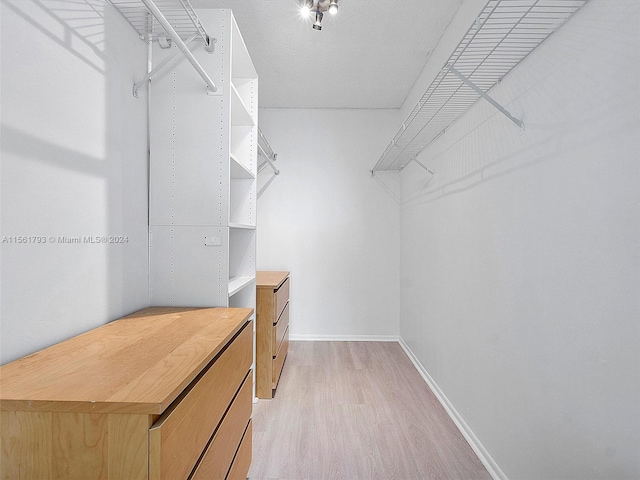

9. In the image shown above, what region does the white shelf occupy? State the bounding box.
[110,0,209,43]
[230,153,255,179]
[231,83,255,127]
[372,0,589,172]
[229,283,255,309]
[230,178,255,226]
[228,276,254,296]
[231,16,257,79]
[229,222,255,230]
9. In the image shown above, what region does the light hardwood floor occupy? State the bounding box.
[249,341,491,480]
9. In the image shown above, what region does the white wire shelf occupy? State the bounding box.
[109,0,210,44]
[111,0,218,96]
[372,0,589,173]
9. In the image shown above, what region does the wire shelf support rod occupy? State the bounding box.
[447,66,524,131]
[140,0,219,95]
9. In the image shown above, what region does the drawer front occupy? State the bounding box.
[272,301,290,355]
[149,322,252,480]
[272,326,289,390]
[226,420,252,480]
[0,411,150,480]
[274,277,289,321]
[190,373,252,480]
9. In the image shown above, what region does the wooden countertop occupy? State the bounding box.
[0,307,252,415]
[256,271,289,289]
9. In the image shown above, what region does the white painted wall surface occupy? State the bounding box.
[257,109,400,340]
[0,0,149,364]
[399,1,640,479]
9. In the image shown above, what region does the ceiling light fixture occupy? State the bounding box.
[299,0,339,30]
[312,9,323,30]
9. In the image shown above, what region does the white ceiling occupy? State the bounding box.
[189,0,463,109]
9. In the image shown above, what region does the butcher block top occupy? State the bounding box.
[256,271,289,289]
[0,307,253,415]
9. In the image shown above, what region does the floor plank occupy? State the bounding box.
[249,341,491,480]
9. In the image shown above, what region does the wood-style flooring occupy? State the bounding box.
[249,341,491,480]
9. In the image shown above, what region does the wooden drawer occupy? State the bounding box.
[272,326,289,390]
[149,323,252,480]
[0,410,150,480]
[272,301,290,355]
[0,308,253,480]
[190,373,252,480]
[227,420,252,480]
[275,277,289,320]
[256,271,290,399]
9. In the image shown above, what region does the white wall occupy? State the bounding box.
[399,1,640,479]
[257,108,400,340]
[0,0,149,364]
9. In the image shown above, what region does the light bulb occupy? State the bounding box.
[328,0,338,14]
[300,0,314,17]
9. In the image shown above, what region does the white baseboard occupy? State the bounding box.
[398,337,508,480]
[289,334,399,342]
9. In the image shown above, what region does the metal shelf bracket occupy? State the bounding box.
[141,0,218,95]
[133,34,197,98]
[446,66,524,132]
[257,128,280,199]
[111,0,219,97]
[258,146,279,175]
[258,128,280,175]
[408,157,435,176]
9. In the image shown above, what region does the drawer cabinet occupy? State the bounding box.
[0,307,253,480]
[256,271,290,398]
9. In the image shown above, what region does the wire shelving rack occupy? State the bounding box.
[372,0,589,173]
[109,0,209,44]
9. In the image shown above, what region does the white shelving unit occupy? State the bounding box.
[372,0,589,174]
[228,10,258,310]
[148,8,257,310]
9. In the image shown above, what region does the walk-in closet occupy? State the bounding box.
[1,0,638,479]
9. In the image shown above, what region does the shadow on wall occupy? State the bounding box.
[4,0,108,72]
[0,0,148,364]
[402,109,624,207]
[399,0,636,207]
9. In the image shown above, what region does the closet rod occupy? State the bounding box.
[141,0,218,94]
[133,34,197,98]
[258,144,279,175]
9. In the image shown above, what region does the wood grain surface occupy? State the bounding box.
[149,322,252,480]
[256,271,290,399]
[190,374,252,480]
[249,341,491,480]
[0,307,252,415]
[256,271,289,289]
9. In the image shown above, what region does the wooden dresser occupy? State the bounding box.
[256,271,290,398]
[0,307,253,480]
